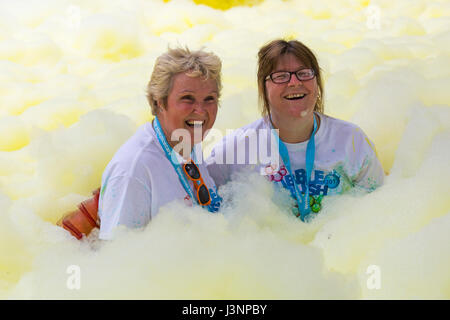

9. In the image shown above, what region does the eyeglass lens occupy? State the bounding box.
[184,163,200,179]
[271,69,314,83]
[198,185,210,204]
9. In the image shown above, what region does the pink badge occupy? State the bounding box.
[184,195,193,207]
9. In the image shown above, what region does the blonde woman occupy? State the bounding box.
[98,47,223,240]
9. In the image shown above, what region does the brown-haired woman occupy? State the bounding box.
[207,39,384,221]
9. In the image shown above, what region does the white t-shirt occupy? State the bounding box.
[206,112,384,211]
[98,121,222,240]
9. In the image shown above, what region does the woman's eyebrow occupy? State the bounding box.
[273,65,307,72]
[178,90,218,95]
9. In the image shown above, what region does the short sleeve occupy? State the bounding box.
[352,131,385,191]
[98,175,152,240]
[206,139,232,188]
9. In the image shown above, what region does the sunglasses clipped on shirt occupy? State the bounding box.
[265,68,315,84]
[182,161,211,206]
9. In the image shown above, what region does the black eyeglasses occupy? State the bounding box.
[183,161,211,206]
[265,68,315,84]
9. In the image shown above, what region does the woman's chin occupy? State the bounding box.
[286,108,313,120]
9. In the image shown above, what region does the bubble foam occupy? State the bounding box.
[0,0,449,299]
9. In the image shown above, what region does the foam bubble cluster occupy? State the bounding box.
[0,0,449,299]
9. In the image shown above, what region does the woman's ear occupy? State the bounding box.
[156,99,165,113]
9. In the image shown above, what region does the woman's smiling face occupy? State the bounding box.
[157,72,219,150]
[265,53,318,122]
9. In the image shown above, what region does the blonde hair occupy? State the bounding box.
[146,47,222,115]
[257,39,324,117]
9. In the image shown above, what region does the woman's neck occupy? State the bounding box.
[271,113,320,143]
[153,119,194,159]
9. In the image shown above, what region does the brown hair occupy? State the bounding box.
[146,46,222,115]
[257,39,324,117]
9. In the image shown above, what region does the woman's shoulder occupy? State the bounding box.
[225,117,269,140]
[320,113,378,160]
[103,122,162,177]
[240,117,269,130]
[320,113,361,132]
[319,113,370,141]
[210,117,269,154]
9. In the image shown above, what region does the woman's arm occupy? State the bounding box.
[205,138,233,188]
[352,130,385,192]
[98,175,152,240]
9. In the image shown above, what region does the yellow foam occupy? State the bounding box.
[186,0,264,11]
[0,0,449,299]
[0,117,30,151]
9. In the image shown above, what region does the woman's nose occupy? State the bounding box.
[193,102,207,113]
[287,73,303,86]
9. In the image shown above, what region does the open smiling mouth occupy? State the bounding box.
[185,120,205,128]
[284,93,306,100]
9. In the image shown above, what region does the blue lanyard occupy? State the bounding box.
[271,115,318,221]
[153,116,199,206]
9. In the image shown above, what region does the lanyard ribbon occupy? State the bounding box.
[153,116,200,206]
[271,115,318,221]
